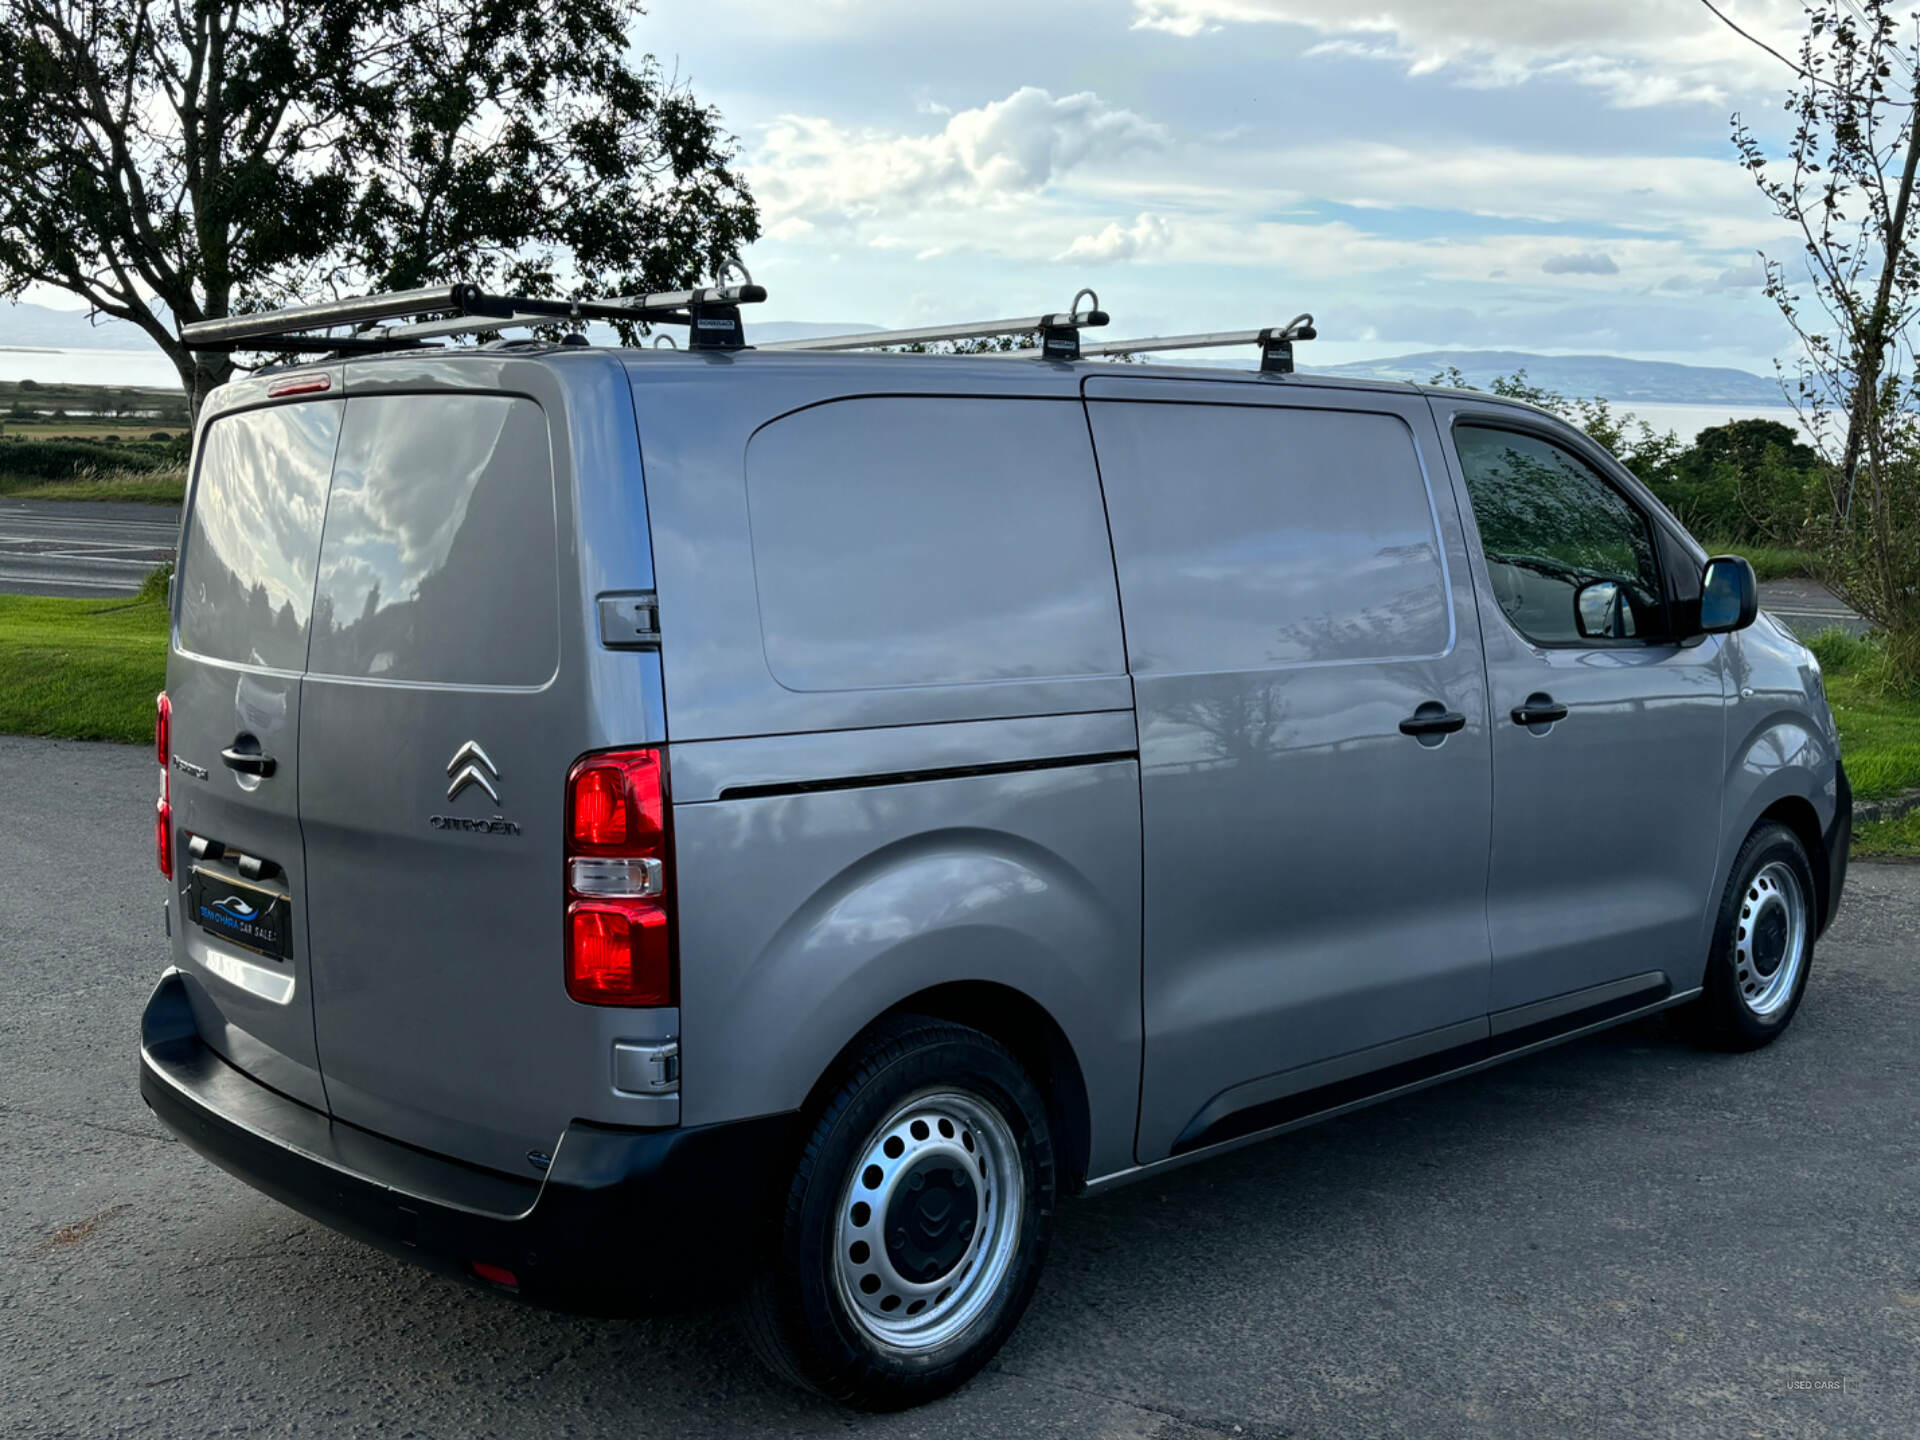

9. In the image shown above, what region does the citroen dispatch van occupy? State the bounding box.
[140,321,1850,1409]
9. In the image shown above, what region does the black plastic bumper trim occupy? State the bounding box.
[138,971,795,1314]
[1822,760,1852,935]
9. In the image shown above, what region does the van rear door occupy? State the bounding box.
[297,387,576,1177]
[164,386,340,1111]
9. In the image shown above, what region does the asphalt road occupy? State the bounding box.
[0,499,178,597]
[4,734,1918,1439]
[1758,578,1871,639]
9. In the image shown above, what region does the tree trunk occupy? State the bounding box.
[1839,94,1920,517]
[167,342,233,425]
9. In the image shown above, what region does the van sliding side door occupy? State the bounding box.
[1083,377,1496,1165]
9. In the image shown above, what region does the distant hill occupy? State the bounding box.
[1310,350,1788,406]
[1,301,153,350]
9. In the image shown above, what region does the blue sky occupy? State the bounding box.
[637,0,1811,371]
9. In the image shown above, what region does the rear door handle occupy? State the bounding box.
[1510,697,1569,727]
[220,746,277,777]
[1399,708,1468,737]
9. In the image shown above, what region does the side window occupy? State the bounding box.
[1087,401,1451,674]
[745,397,1125,691]
[177,400,340,671]
[308,394,559,686]
[1454,425,1666,645]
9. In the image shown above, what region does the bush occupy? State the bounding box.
[137,562,173,606]
[0,436,184,480]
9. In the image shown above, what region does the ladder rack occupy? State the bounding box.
[1077,315,1317,374]
[179,268,767,355]
[760,289,1109,361]
[177,271,1319,377]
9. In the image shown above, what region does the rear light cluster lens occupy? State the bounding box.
[154,692,172,879]
[565,749,673,1006]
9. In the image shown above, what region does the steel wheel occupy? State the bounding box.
[1732,859,1809,1018]
[831,1089,1024,1354]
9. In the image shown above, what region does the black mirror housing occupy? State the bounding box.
[1699,555,1758,635]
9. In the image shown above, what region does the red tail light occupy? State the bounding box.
[155,692,172,879]
[564,748,673,1005]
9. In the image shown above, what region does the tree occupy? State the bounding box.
[1709,0,1920,681]
[1428,365,1685,494]
[0,0,759,414]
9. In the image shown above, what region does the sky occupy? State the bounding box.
[631,0,1816,371]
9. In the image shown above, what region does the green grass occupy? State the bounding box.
[0,590,169,743]
[0,468,186,504]
[1805,627,1920,857]
[1853,810,1920,856]
[1698,540,1816,581]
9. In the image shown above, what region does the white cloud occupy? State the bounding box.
[753,86,1167,230]
[1128,0,1803,108]
[1058,213,1175,263]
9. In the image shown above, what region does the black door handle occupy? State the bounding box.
[1399,709,1468,737]
[220,746,277,777]
[1510,697,1569,727]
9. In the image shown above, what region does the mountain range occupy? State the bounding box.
[1309,349,1788,406]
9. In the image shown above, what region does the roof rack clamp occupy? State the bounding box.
[1259,314,1317,376]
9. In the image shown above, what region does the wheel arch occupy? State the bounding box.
[801,981,1096,1193]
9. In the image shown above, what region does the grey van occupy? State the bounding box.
[139,286,1849,1409]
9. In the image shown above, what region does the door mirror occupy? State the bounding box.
[1574,579,1629,639]
[1699,554,1758,634]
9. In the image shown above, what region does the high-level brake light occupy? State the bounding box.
[564,749,673,1006]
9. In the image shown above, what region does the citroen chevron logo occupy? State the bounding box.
[445,740,501,803]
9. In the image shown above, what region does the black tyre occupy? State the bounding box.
[1692,821,1818,1051]
[740,1015,1056,1409]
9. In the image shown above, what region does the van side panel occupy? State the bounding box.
[627,357,1131,742]
[636,360,1144,1176]
[671,746,1144,1179]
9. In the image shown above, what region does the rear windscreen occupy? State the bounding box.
[306,394,559,687]
[177,400,341,671]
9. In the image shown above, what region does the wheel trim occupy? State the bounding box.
[1732,860,1808,1018]
[832,1089,1024,1354]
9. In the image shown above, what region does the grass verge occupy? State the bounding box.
[1808,628,1920,857]
[0,468,186,504]
[0,589,168,744]
[1698,540,1816,581]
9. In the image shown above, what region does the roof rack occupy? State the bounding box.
[759,289,1109,361]
[179,265,768,356]
[1079,314,1316,374]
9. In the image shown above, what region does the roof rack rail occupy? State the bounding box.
[1080,314,1316,374]
[760,288,1109,361]
[180,264,767,356]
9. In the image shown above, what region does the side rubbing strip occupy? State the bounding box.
[717,750,1137,802]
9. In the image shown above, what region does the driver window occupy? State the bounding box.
[1454,425,1667,645]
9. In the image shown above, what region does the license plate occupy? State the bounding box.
[189,868,292,960]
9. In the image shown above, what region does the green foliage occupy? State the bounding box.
[1429,366,1825,553]
[0,435,186,480]
[136,563,174,606]
[0,593,169,743]
[0,468,187,503]
[0,0,758,406]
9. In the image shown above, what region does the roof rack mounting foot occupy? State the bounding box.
[1259,313,1317,375]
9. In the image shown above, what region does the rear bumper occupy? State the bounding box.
[139,970,795,1314]
[1823,760,1853,935]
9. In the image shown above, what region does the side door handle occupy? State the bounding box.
[220,744,277,778]
[1510,695,1569,727]
[1399,706,1468,737]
